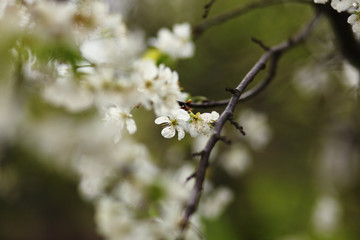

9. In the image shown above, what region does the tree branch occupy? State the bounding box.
[179,13,319,237]
[203,0,216,19]
[178,53,281,109]
[193,0,312,39]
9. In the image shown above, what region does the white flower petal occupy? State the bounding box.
[211,111,220,120]
[161,126,176,138]
[188,125,200,138]
[155,116,170,124]
[174,23,191,39]
[201,113,212,122]
[126,118,137,134]
[174,109,190,121]
[176,127,185,140]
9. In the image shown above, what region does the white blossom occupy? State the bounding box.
[314,0,360,12]
[149,23,195,59]
[348,13,360,33]
[330,0,355,12]
[0,1,234,240]
[155,109,190,140]
[103,105,137,143]
[188,111,219,137]
[133,59,182,116]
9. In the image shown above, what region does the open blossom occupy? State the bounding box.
[133,59,182,116]
[314,0,360,33]
[348,13,360,33]
[155,109,190,140]
[331,0,357,12]
[149,23,195,59]
[313,0,360,12]
[103,105,136,143]
[188,111,219,137]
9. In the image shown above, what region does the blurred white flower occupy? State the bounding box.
[342,61,359,88]
[200,187,233,219]
[149,23,195,59]
[80,30,144,68]
[0,1,234,240]
[221,145,252,177]
[43,75,93,112]
[103,105,136,143]
[155,109,190,140]
[293,63,331,96]
[32,0,77,35]
[238,109,272,150]
[95,197,136,239]
[77,155,114,199]
[312,196,341,235]
[133,59,182,116]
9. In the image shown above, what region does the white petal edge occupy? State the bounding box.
[126,118,137,134]
[177,127,185,140]
[155,116,170,124]
[161,126,176,138]
[174,109,190,121]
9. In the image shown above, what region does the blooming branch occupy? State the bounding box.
[179,13,320,236]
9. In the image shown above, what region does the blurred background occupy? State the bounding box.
[1,0,359,239]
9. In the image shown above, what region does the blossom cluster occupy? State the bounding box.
[155,109,220,140]
[314,0,360,32]
[0,0,230,240]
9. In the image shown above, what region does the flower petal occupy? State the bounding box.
[176,127,185,140]
[174,109,190,121]
[161,126,176,138]
[155,116,170,124]
[126,118,137,134]
[211,111,220,120]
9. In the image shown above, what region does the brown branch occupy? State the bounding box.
[177,52,282,109]
[251,37,270,51]
[179,13,319,237]
[203,0,216,19]
[193,0,312,39]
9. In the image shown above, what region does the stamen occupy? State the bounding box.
[160,122,171,128]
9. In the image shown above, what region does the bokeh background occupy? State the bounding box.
[1,0,359,240]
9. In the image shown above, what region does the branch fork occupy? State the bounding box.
[179,13,320,238]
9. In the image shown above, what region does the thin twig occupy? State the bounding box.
[179,13,320,237]
[251,37,270,51]
[177,53,282,109]
[193,0,312,39]
[203,0,216,19]
[228,113,246,135]
[185,172,197,182]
